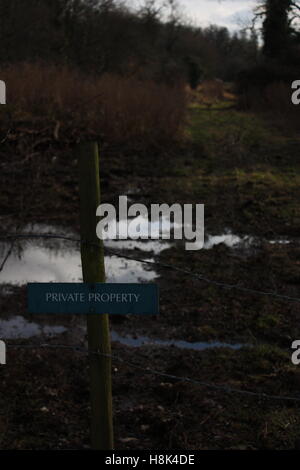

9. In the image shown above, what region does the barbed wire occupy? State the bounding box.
[0,238,15,273]
[1,232,300,404]
[0,232,300,304]
[6,342,300,403]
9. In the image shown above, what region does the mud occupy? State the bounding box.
[0,107,300,449]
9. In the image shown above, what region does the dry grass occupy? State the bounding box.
[186,80,237,109]
[0,62,186,148]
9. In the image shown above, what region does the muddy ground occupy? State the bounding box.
[0,105,300,449]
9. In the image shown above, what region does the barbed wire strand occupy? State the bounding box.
[1,232,300,404]
[0,238,15,273]
[0,232,300,303]
[6,342,300,403]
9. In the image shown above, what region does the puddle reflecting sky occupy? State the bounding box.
[0,314,248,350]
[0,315,67,339]
[203,233,253,250]
[0,222,170,285]
[0,243,157,285]
[0,222,294,286]
[111,330,247,351]
[0,222,293,343]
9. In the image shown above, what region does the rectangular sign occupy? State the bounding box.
[28,283,159,315]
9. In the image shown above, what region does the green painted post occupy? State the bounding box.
[77,141,114,450]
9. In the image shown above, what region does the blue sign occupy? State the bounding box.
[28,283,159,315]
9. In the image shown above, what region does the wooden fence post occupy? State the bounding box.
[77,141,114,450]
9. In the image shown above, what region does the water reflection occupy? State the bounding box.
[111,330,247,351]
[0,222,294,286]
[0,243,157,285]
[0,315,67,339]
[203,233,253,250]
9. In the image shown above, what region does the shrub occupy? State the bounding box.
[0,62,186,148]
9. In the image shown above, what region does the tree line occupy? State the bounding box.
[0,0,259,87]
[259,0,300,63]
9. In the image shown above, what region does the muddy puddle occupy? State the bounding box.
[0,223,161,285]
[0,221,295,343]
[0,244,157,285]
[0,221,295,286]
[0,313,248,351]
[110,330,247,351]
[0,315,67,339]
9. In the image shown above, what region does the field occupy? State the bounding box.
[0,82,300,449]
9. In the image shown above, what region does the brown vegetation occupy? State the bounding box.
[0,62,186,148]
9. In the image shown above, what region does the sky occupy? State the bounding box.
[129,0,257,32]
[179,0,257,30]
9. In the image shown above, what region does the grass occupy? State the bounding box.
[146,101,300,236]
[189,106,284,160]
